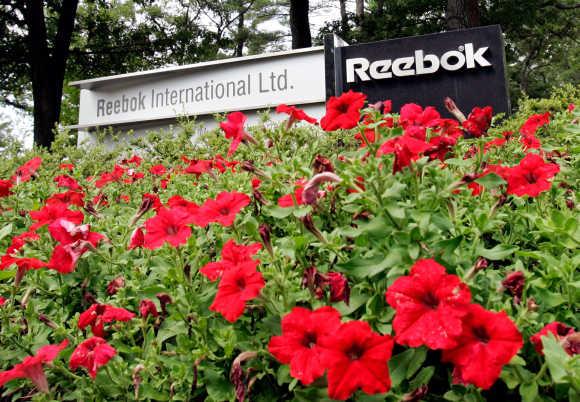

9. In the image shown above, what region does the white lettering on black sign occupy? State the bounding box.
[345,43,491,83]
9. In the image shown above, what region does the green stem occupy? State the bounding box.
[533,361,548,382]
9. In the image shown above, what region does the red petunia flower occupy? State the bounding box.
[484,131,513,152]
[320,90,366,131]
[0,255,47,272]
[200,239,261,281]
[46,190,85,207]
[520,133,541,151]
[220,112,256,157]
[385,259,471,350]
[128,226,145,250]
[149,164,167,175]
[426,135,457,162]
[278,181,306,208]
[69,337,116,379]
[47,241,90,274]
[462,106,493,137]
[504,153,559,197]
[399,103,441,140]
[276,104,317,128]
[143,207,193,249]
[53,174,82,191]
[442,304,523,390]
[520,112,550,136]
[5,231,40,256]
[48,219,104,247]
[95,165,126,188]
[377,135,431,173]
[530,322,575,355]
[0,296,5,306]
[122,155,143,167]
[184,159,213,176]
[209,261,265,322]
[268,306,341,385]
[12,156,42,184]
[320,320,394,400]
[139,299,159,318]
[78,303,135,337]
[29,202,84,231]
[198,191,250,227]
[166,195,204,225]
[0,179,13,197]
[0,339,68,392]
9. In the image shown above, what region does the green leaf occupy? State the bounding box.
[389,349,415,387]
[542,335,570,383]
[443,390,464,401]
[406,347,427,378]
[0,223,12,241]
[409,366,435,389]
[264,206,293,218]
[519,382,538,402]
[0,270,15,280]
[382,181,407,199]
[477,244,517,260]
[474,173,506,188]
[336,252,401,279]
[385,203,405,220]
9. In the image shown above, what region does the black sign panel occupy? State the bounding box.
[325,25,510,116]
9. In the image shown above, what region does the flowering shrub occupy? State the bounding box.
[0,85,578,401]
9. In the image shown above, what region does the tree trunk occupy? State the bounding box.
[376,0,385,16]
[24,0,79,149]
[235,7,245,57]
[289,0,311,49]
[446,0,480,30]
[355,0,364,21]
[339,0,348,28]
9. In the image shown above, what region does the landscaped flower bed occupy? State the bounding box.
[0,85,578,401]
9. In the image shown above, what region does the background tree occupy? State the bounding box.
[289,0,312,48]
[318,0,579,103]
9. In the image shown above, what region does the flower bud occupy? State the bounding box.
[302,172,341,205]
[444,97,466,122]
[258,224,273,256]
[133,364,145,400]
[128,227,145,250]
[300,214,326,243]
[39,314,58,330]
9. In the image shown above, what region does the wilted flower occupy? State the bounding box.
[501,271,525,304]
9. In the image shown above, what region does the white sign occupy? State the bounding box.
[71,47,326,129]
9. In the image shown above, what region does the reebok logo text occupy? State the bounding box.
[345,43,491,83]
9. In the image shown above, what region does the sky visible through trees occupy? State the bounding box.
[1,0,351,148]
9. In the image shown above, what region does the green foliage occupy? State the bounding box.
[0,87,578,400]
